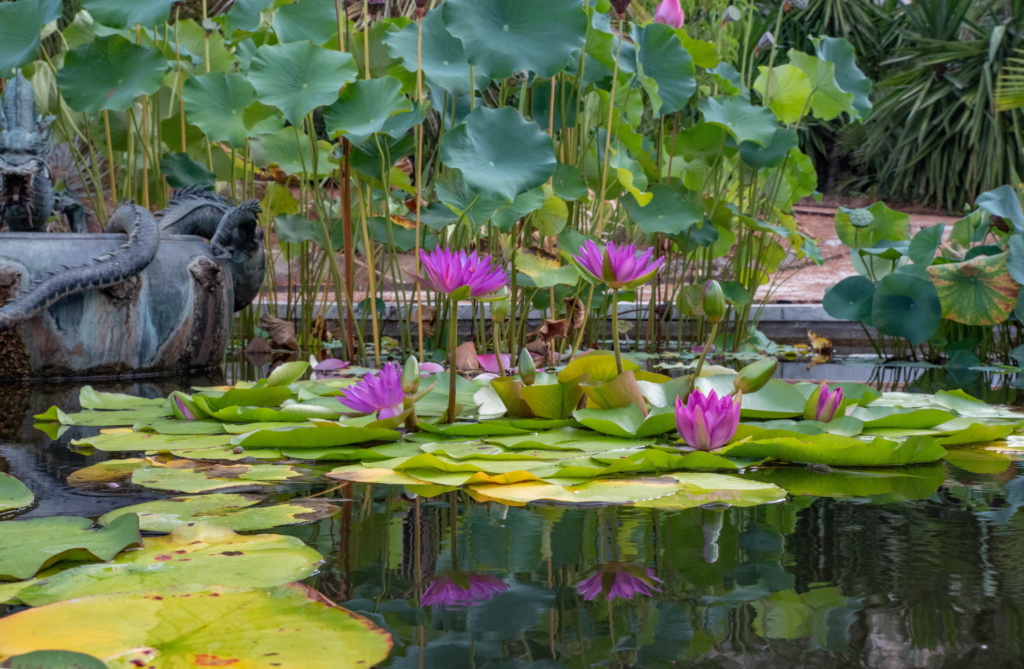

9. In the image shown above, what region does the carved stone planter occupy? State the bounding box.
[0,233,233,379]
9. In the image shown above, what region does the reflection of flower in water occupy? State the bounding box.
[420,572,508,609]
[576,562,662,601]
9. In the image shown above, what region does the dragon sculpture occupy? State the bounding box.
[0,71,267,377]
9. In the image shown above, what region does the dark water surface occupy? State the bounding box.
[4,375,1024,668]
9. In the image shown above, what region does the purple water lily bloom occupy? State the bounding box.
[812,383,844,422]
[573,240,665,290]
[420,573,508,609]
[654,0,684,27]
[675,388,741,451]
[477,354,513,375]
[415,247,508,298]
[337,362,404,419]
[576,562,662,602]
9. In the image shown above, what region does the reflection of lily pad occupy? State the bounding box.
[0,515,141,581]
[0,474,32,514]
[98,494,338,533]
[743,465,945,499]
[0,584,392,667]
[15,523,323,607]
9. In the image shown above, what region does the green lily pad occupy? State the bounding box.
[0,475,32,515]
[0,584,392,667]
[743,465,945,500]
[485,427,653,452]
[519,375,587,420]
[440,106,556,202]
[417,422,534,438]
[130,463,306,494]
[441,0,586,79]
[209,403,344,423]
[697,376,805,419]
[98,494,338,533]
[57,35,169,112]
[573,405,676,438]
[15,523,322,607]
[71,432,233,452]
[68,459,145,487]
[849,406,955,429]
[558,352,639,384]
[725,433,947,467]
[0,515,141,581]
[230,425,400,449]
[248,41,357,125]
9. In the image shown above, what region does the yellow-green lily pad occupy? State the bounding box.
[0,515,141,581]
[0,474,33,514]
[98,494,338,533]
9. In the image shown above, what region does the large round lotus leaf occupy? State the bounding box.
[440,106,556,202]
[813,36,872,119]
[0,474,32,515]
[248,42,357,125]
[926,252,1020,326]
[16,523,322,607]
[160,152,215,188]
[1,650,106,669]
[250,127,335,177]
[753,64,812,124]
[98,494,338,533]
[623,183,701,235]
[871,272,941,345]
[441,0,586,79]
[0,584,392,667]
[633,23,696,116]
[383,10,490,96]
[182,72,258,148]
[834,202,909,249]
[0,515,140,581]
[0,0,59,71]
[56,35,169,112]
[80,0,175,27]
[725,434,946,467]
[699,96,778,147]
[271,0,339,45]
[823,275,875,322]
[323,76,413,146]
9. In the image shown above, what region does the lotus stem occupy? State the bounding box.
[685,321,718,402]
[612,288,623,375]
[447,296,458,423]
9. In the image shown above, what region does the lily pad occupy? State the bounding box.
[573,405,676,438]
[0,651,106,669]
[230,424,400,449]
[98,494,338,533]
[130,463,306,494]
[15,523,323,607]
[0,515,141,581]
[725,433,947,467]
[0,584,392,667]
[0,475,32,515]
[72,432,233,452]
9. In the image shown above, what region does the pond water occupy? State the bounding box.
[3,375,1024,668]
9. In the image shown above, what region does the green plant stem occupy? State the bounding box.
[684,321,719,402]
[611,288,623,375]
[446,296,459,423]
[493,321,506,375]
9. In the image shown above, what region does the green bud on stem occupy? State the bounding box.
[703,280,726,325]
[733,357,778,395]
[402,356,420,394]
[518,348,536,386]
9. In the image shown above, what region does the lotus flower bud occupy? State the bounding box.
[518,348,536,386]
[703,280,726,325]
[610,0,631,17]
[804,383,844,422]
[402,356,420,394]
[491,288,510,323]
[733,358,778,395]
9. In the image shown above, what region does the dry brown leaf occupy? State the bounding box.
[456,341,480,372]
[414,305,436,337]
[564,297,585,335]
[536,319,568,342]
[243,336,272,355]
[259,314,298,351]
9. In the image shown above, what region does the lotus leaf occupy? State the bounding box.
[80,0,174,28]
[323,76,414,146]
[927,253,1020,326]
[57,36,169,112]
[182,72,258,148]
[15,523,322,607]
[699,96,779,146]
[0,475,32,515]
[98,494,338,533]
[0,584,392,667]
[0,0,59,71]
[248,42,357,125]
[384,10,490,97]
[0,515,141,581]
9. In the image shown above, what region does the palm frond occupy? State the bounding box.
[996,52,1024,111]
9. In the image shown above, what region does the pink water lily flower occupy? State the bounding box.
[336,362,404,419]
[573,240,665,290]
[654,0,684,28]
[420,573,508,609]
[809,383,844,422]
[413,247,508,298]
[477,353,513,375]
[675,388,741,451]
[576,562,662,602]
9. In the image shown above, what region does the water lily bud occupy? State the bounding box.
[402,355,421,394]
[518,348,536,386]
[703,280,726,325]
[491,288,510,323]
[804,383,844,422]
[733,358,778,395]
